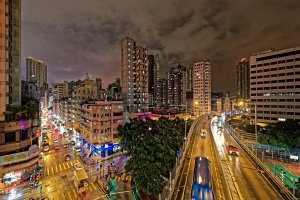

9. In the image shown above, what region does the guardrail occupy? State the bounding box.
[223,119,297,200]
[161,116,203,200]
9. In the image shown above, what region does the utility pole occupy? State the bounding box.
[254,104,258,156]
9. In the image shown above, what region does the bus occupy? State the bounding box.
[191,157,214,200]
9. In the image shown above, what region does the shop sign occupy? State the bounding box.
[0,152,29,166]
[28,144,39,159]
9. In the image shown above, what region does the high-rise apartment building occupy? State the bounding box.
[167,65,187,111]
[121,37,149,112]
[148,54,159,107]
[193,61,211,116]
[0,1,40,188]
[158,78,168,108]
[187,67,193,92]
[250,47,300,123]
[237,58,250,99]
[52,81,69,102]
[26,57,47,91]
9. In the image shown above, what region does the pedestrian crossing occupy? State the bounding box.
[44,159,80,176]
[57,182,99,200]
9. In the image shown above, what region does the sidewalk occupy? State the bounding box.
[1,180,30,194]
[265,158,300,176]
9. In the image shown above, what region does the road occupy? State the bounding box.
[2,113,134,200]
[211,117,284,200]
[172,117,226,200]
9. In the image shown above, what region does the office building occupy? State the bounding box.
[167,64,187,111]
[250,46,300,123]
[121,37,149,112]
[237,58,250,99]
[193,61,211,116]
[26,57,47,91]
[0,1,40,188]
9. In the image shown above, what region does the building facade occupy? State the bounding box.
[167,64,187,111]
[187,67,193,92]
[157,78,168,108]
[21,80,39,101]
[121,37,149,112]
[148,54,159,107]
[52,81,69,102]
[77,101,124,147]
[0,1,40,189]
[237,58,250,99]
[250,47,300,123]
[26,57,47,91]
[193,61,211,116]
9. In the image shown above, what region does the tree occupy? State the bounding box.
[118,117,193,197]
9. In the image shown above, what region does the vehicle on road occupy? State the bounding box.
[63,143,68,148]
[74,162,83,170]
[75,147,81,152]
[71,140,75,145]
[200,129,207,138]
[54,138,58,143]
[65,154,71,161]
[227,144,239,156]
[191,157,214,200]
[43,145,49,152]
[54,144,60,150]
[74,168,89,194]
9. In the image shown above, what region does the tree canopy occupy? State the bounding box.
[118,117,193,196]
[259,120,300,148]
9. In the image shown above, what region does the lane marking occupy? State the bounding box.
[91,182,97,190]
[59,164,62,171]
[67,191,72,200]
[55,165,58,173]
[62,192,66,200]
[66,162,70,168]
[72,188,77,198]
[51,166,54,174]
[63,163,66,170]
[47,168,49,175]
[70,161,73,166]
[89,186,92,192]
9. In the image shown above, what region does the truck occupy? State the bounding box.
[200,129,207,137]
[73,168,89,194]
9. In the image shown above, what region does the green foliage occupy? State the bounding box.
[4,99,38,121]
[258,119,300,148]
[118,117,193,196]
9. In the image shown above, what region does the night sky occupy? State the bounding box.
[22,0,300,94]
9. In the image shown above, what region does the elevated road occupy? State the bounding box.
[171,118,228,200]
[211,118,284,200]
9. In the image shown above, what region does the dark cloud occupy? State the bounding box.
[22,0,300,93]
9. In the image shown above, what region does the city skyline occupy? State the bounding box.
[22,0,300,94]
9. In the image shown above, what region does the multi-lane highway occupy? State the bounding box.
[172,117,227,200]
[211,117,284,200]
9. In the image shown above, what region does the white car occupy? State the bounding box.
[43,146,49,152]
[74,162,83,170]
[54,139,58,143]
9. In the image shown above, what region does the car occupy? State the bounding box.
[0,188,4,195]
[65,154,71,161]
[75,147,81,152]
[227,144,239,156]
[54,139,58,143]
[43,145,49,152]
[63,144,68,148]
[54,145,60,150]
[71,141,75,145]
[73,162,83,170]
[200,129,207,137]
